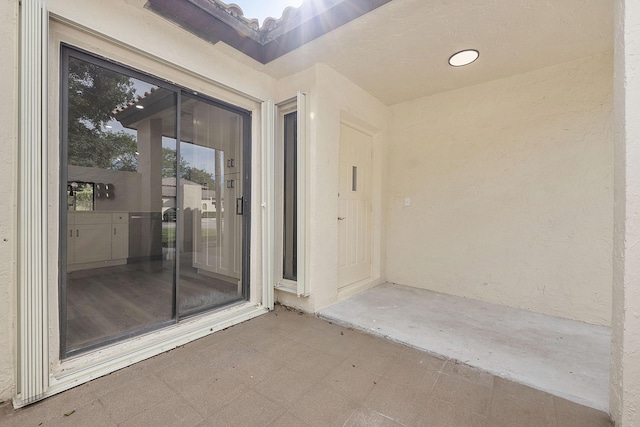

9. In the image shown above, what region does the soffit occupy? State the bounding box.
[149,0,612,105]
[146,0,391,64]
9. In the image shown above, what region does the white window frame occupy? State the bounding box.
[266,93,310,299]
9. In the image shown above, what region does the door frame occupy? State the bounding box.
[15,12,269,409]
[337,120,374,289]
[58,45,253,358]
[336,112,384,301]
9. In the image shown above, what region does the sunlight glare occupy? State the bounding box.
[236,0,306,25]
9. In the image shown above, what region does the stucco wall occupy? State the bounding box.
[46,0,275,101]
[386,54,613,326]
[611,0,640,423]
[0,0,17,403]
[7,0,277,403]
[276,64,390,312]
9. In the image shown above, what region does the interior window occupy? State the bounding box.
[67,182,94,211]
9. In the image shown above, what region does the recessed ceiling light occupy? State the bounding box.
[449,49,479,67]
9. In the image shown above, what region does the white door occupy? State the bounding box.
[338,123,373,288]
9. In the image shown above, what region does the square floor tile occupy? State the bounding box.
[98,374,176,423]
[288,383,359,427]
[119,396,204,427]
[322,360,380,402]
[363,377,426,426]
[253,367,318,407]
[206,389,285,427]
[431,372,493,417]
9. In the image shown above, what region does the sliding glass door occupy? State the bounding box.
[60,47,250,357]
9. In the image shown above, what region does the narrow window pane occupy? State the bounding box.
[283,112,297,281]
[352,166,358,191]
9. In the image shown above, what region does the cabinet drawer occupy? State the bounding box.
[74,212,112,225]
[112,212,128,224]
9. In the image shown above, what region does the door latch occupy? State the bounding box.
[236,197,244,215]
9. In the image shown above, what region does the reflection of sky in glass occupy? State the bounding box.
[132,78,156,98]
[180,142,220,179]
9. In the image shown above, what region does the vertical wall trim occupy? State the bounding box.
[261,100,275,309]
[16,0,49,406]
[296,92,310,297]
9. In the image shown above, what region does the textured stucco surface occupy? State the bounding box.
[0,0,17,403]
[386,54,614,326]
[47,0,276,103]
[611,0,640,424]
[276,64,390,313]
[221,0,613,106]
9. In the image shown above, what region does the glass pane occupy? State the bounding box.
[178,95,244,315]
[283,111,297,281]
[63,55,177,354]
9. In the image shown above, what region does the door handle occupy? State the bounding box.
[236,197,244,215]
[338,217,345,221]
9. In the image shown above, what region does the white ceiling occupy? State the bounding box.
[216,0,613,105]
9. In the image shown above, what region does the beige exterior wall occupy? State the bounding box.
[46,0,275,101]
[3,0,279,404]
[386,54,614,326]
[44,0,278,367]
[276,64,390,312]
[3,0,630,413]
[0,0,18,403]
[611,0,640,424]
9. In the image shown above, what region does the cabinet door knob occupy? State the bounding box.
[338,217,346,221]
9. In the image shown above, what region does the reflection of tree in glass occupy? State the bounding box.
[162,147,216,189]
[68,58,138,171]
[74,183,94,211]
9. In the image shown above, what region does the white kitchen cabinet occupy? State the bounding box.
[74,223,112,264]
[67,213,75,264]
[67,211,129,270]
[111,213,129,260]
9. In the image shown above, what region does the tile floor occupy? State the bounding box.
[0,305,612,426]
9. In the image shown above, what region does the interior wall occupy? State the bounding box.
[0,0,17,403]
[386,53,613,326]
[276,64,390,312]
[68,166,143,212]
